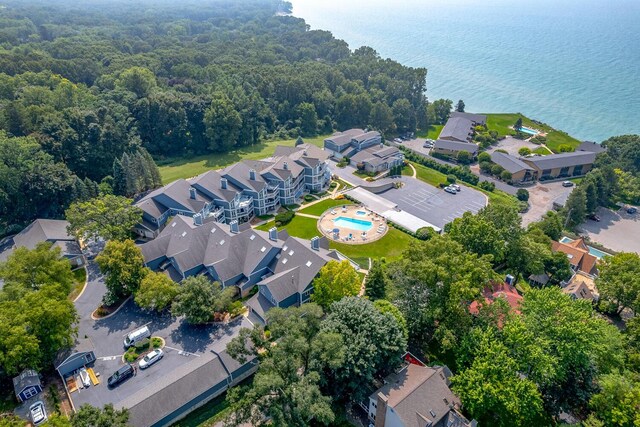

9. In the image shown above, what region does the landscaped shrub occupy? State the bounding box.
[478,181,495,192]
[491,164,505,176]
[531,135,547,144]
[479,161,493,173]
[275,210,295,227]
[456,151,471,165]
[124,350,138,363]
[518,201,529,213]
[500,170,513,182]
[329,182,338,189]
[446,175,457,184]
[227,301,245,318]
[416,227,437,240]
[151,337,163,348]
[558,144,573,152]
[478,152,491,163]
[518,147,532,156]
[516,189,530,201]
[304,194,314,202]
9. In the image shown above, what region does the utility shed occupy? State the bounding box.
[55,339,96,378]
[13,369,42,402]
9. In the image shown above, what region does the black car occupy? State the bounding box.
[108,364,134,388]
[587,214,601,222]
[628,207,637,214]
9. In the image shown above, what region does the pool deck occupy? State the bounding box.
[317,205,388,245]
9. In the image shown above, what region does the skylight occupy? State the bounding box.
[260,246,266,252]
[171,222,176,227]
[282,258,288,264]
[219,239,225,245]
[283,245,288,251]
[181,231,187,237]
[288,250,294,256]
[306,261,312,267]
[250,234,256,240]
[210,227,217,233]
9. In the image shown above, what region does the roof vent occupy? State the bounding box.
[283,162,289,170]
[269,227,278,241]
[311,236,320,251]
[249,169,256,180]
[221,178,228,190]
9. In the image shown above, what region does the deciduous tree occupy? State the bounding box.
[66,194,142,241]
[134,270,179,312]
[364,259,389,300]
[95,240,146,305]
[311,260,360,309]
[71,404,130,427]
[596,252,640,315]
[171,276,234,324]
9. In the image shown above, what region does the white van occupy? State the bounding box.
[124,326,151,348]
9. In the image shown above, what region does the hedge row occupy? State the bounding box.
[400,148,480,185]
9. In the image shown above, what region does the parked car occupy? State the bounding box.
[124,326,151,348]
[444,186,457,194]
[450,184,461,192]
[139,349,164,369]
[30,401,47,426]
[423,143,433,149]
[627,206,637,214]
[587,214,601,222]
[108,364,134,388]
[562,181,574,187]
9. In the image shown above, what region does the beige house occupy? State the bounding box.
[521,151,596,180]
[490,152,536,183]
[432,139,478,159]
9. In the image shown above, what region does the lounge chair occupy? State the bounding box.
[331,210,337,215]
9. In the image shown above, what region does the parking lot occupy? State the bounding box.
[68,264,251,411]
[579,207,640,254]
[380,177,487,229]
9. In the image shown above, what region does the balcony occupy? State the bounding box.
[238,196,253,209]
[267,183,280,193]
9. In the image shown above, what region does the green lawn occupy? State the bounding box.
[68,267,87,301]
[298,199,354,217]
[256,215,416,265]
[158,134,329,184]
[416,124,443,140]
[410,162,448,187]
[532,146,552,155]
[485,113,581,153]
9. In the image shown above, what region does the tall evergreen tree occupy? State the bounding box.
[120,152,139,196]
[112,158,126,196]
[84,177,99,198]
[72,176,89,202]
[134,150,153,191]
[456,99,465,112]
[140,148,163,188]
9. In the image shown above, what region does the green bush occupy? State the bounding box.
[398,147,479,185]
[227,301,245,317]
[416,227,437,240]
[124,348,139,362]
[491,164,505,176]
[518,147,532,156]
[500,170,512,182]
[516,189,530,201]
[329,182,338,189]
[479,181,495,192]
[304,194,314,202]
[478,152,491,163]
[151,337,163,348]
[518,201,529,213]
[275,210,295,227]
[446,174,457,184]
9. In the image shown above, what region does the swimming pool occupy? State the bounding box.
[356,210,368,216]
[559,237,610,259]
[520,126,539,135]
[333,216,373,231]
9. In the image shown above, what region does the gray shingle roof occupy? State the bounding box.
[522,151,596,170]
[13,369,40,394]
[190,170,240,202]
[434,139,479,154]
[577,141,607,154]
[439,117,474,142]
[222,162,267,192]
[491,152,534,174]
[13,219,75,250]
[450,111,487,125]
[371,364,463,427]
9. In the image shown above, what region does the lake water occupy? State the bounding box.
[291,0,640,142]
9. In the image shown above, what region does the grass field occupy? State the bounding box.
[533,146,553,155]
[297,199,355,217]
[68,267,87,301]
[157,134,329,184]
[410,162,448,187]
[255,215,416,265]
[417,124,443,140]
[485,113,581,153]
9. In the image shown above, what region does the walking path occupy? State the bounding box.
[296,212,321,219]
[408,163,417,178]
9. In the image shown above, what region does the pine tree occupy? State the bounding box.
[84,177,100,198]
[456,99,465,112]
[134,150,153,191]
[121,152,139,196]
[72,176,89,202]
[112,158,126,196]
[365,260,390,300]
[295,136,304,146]
[140,148,163,188]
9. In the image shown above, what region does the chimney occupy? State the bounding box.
[283,162,288,170]
[229,220,239,234]
[303,150,308,156]
[189,187,197,200]
[269,227,278,241]
[193,213,203,226]
[249,169,256,180]
[221,178,228,190]
[310,236,320,251]
[374,393,388,427]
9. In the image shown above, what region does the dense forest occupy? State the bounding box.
[0,0,429,234]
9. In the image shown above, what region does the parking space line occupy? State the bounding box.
[163,345,201,357]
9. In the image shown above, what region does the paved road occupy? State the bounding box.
[579,207,640,254]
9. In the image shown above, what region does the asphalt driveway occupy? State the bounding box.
[579,207,640,254]
[69,261,251,410]
[379,177,487,229]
